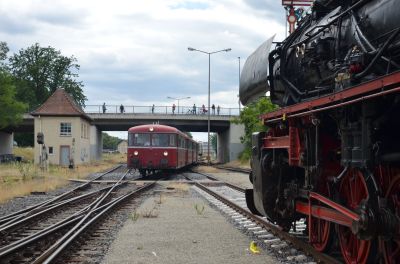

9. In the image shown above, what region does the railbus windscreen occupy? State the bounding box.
[128,133,151,146]
[152,134,176,147]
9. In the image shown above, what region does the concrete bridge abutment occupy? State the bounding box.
[90,125,102,161]
[217,123,245,163]
[0,132,13,156]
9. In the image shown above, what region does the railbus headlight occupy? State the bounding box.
[163,151,168,156]
[134,151,139,156]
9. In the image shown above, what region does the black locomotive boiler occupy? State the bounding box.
[240,0,400,263]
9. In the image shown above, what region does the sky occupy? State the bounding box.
[0,0,286,141]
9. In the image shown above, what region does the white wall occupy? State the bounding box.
[34,116,91,165]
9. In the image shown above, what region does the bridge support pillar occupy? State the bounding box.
[0,132,13,155]
[90,125,102,161]
[217,123,244,163]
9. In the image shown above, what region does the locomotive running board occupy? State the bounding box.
[261,71,400,123]
[296,192,361,236]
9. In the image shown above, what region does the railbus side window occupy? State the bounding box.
[179,136,184,148]
[169,134,176,147]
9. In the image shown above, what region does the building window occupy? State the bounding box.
[60,122,72,136]
[81,123,89,139]
[49,146,54,155]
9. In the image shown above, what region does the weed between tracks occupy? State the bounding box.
[131,205,159,221]
[194,203,205,215]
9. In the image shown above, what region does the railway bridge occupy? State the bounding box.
[0,90,244,164]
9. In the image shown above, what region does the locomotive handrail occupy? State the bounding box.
[289,0,368,48]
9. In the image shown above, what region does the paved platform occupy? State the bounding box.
[102,184,277,264]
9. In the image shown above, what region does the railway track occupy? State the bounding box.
[184,171,341,264]
[212,165,251,174]
[0,166,156,264]
[0,165,125,227]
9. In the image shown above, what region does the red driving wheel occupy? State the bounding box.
[382,176,400,264]
[338,169,372,264]
[310,181,332,252]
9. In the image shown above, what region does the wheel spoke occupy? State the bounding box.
[338,168,372,264]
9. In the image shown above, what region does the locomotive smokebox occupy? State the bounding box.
[239,35,275,106]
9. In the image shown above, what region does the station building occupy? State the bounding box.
[117,140,128,154]
[31,88,101,166]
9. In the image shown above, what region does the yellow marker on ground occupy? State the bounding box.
[249,241,260,254]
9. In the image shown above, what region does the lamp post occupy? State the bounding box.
[238,56,241,112]
[167,96,191,114]
[188,47,231,164]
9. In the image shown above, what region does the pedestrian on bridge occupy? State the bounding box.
[201,104,207,115]
[217,105,220,115]
[212,104,215,115]
[102,102,107,113]
[152,104,155,114]
[172,103,176,114]
[120,104,125,113]
[192,104,196,115]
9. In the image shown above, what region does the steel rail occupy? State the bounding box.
[36,181,155,264]
[33,169,131,264]
[190,170,245,193]
[213,165,251,174]
[0,184,119,234]
[0,164,123,226]
[192,180,340,264]
[0,182,155,259]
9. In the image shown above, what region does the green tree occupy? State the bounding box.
[102,133,122,150]
[232,97,278,161]
[0,41,9,62]
[8,43,86,109]
[0,69,27,129]
[184,132,193,138]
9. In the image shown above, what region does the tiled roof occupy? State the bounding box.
[31,88,91,121]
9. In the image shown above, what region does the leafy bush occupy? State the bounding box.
[232,97,278,162]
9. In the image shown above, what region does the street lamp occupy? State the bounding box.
[167,96,191,114]
[238,56,241,112]
[188,46,231,164]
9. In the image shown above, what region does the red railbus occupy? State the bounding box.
[127,124,199,175]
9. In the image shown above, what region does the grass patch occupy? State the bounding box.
[194,203,205,215]
[130,211,140,222]
[141,205,159,218]
[13,147,34,161]
[102,153,126,164]
[0,152,126,204]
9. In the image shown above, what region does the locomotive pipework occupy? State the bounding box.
[265,0,400,107]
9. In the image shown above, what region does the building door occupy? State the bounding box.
[60,146,70,166]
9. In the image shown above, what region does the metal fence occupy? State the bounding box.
[84,105,240,116]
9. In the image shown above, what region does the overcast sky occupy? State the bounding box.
[0,0,286,140]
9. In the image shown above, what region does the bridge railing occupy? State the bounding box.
[84,105,240,116]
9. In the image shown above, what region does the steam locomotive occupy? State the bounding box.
[240,0,400,263]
